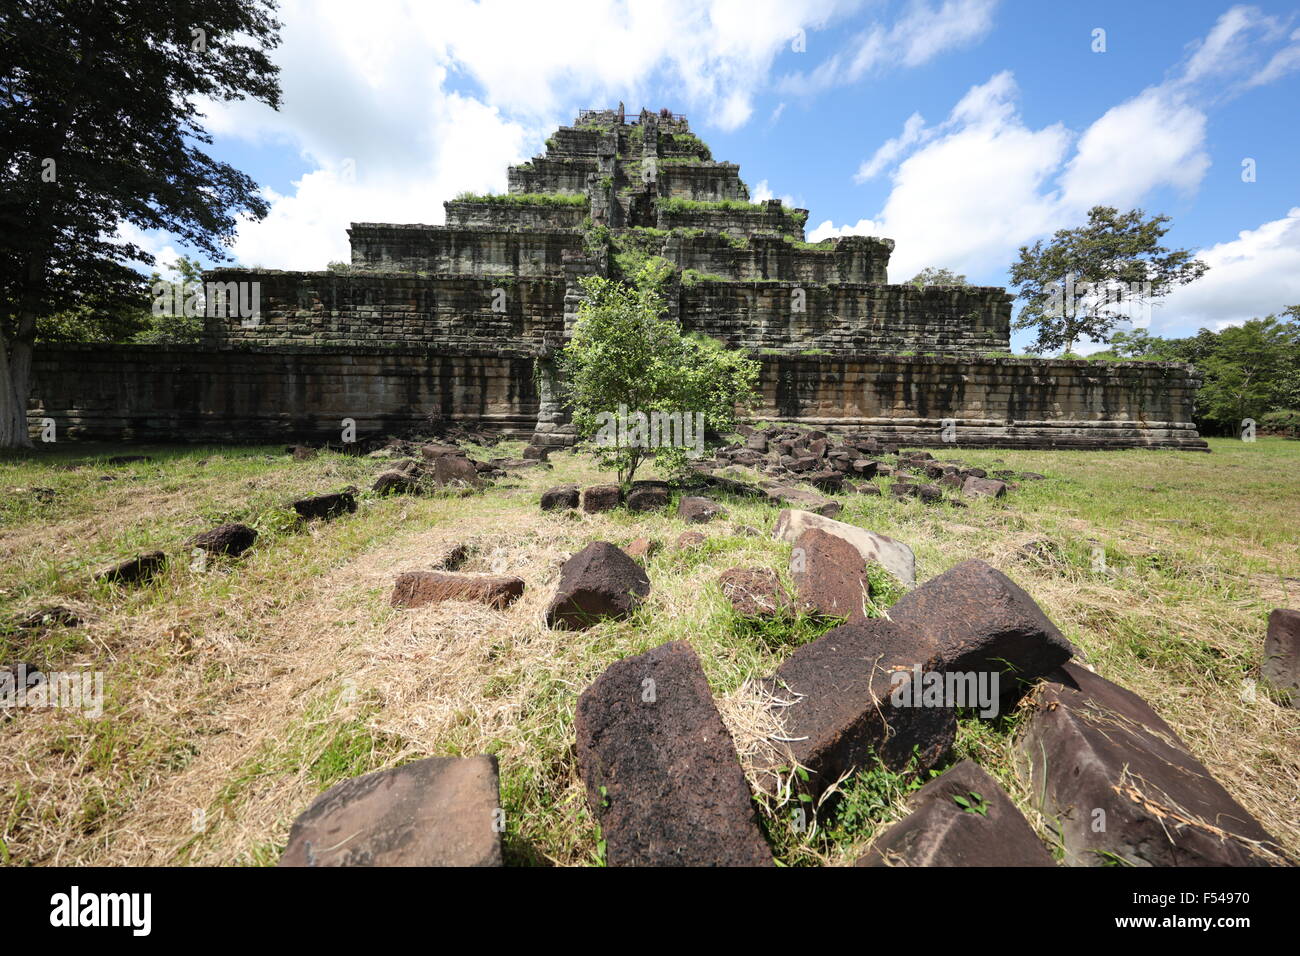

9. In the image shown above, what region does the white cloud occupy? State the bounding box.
[821,7,1300,285]
[778,0,997,94]
[1154,208,1300,333]
[812,72,1071,278]
[751,179,797,207]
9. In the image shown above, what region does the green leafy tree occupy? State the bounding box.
[560,261,759,485]
[1196,315,1299,432]
[1010,206,1208,355]
[907,267,968,287]
[0,0,282,447]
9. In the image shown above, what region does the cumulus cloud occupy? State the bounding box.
[778,0,998,94]
[1154,208,1300,333]
[818,6,1300,317]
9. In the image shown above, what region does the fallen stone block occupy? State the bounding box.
[963,476,1007,498]
[545,541,650,629]
[755,618,955,797]
[540,484,579,511]
[675,531,707,549]
[372,470,423,495]
[14,605,82,630]
[188,522,258,558]
[288,444,318,461]
[625,485,669,513]
[581,484,622,514]
[293,490,357,521]
[773,508,915,587]
[718,567,791,618]
[765,486,841,518]
[575,641,772,866]
[1263,608,1299,708]
[858,760,1054,867]
[888,559,1074,696]
[1018,663,1287,867]
[430,454,482,488]
[391,571,525,610]
[624,537,660,563]
[95,551,166,586]
[791,528,871,623]
[279,755,503,866]
[678,496,725,523]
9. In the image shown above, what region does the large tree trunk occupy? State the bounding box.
[0,325,36,450]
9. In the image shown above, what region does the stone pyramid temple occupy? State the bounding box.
[32,107,1206,450]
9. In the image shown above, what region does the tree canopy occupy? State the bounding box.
[0,0,282,446]
[1010,206,1208,355]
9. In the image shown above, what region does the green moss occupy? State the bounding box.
[453,191,586,207]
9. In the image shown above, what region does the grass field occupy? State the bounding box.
[1,436,1297,866]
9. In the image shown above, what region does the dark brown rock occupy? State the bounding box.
[581,484,622,513]
[852,459,879,478]
[678,496,725,523]
[1263,608,1299,708]
[575,641,773,866]
[624,537,660,563]
[718,567,790,618]
[391,571,525,610]
[625,485,669,513]
[755,618,955,798]
[889,559,1074,696]
[791,528,871,623]
[540,484,579,511]
[430,454,482,488]
[279,755,503,866]
[963,476,1007,498]
[372,470,422,495]
[1018,663,1288,866]
[95,551,166,586]
[288,444,318,461]
[522,444,550,461]
[858,760,1055,867]
[545,541,650,629]
[293,490,357,521]
[188,522,258,558]
[675,531,707,549]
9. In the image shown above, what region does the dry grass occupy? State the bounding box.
[1,436,1297,866]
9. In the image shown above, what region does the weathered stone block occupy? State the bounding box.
[575,641,772,866]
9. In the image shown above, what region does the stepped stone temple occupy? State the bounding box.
[31,106,1207,450]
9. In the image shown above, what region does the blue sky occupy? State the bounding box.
[135,0,1300,352]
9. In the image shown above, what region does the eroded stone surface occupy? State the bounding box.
[390,571,525,610]
[858,760,1055,867]
[773,508,915,587]
[1263,608,1299,708]
[188,522,258,557]
[279,755,503,867]
[1018,663,1287,867]
[575,640,772,866]
[545,541,650,629]
[293,490,357,521]
[791,528,871,622]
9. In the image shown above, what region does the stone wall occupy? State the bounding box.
[656,163,747,202]
[29,345,541,442]
[28,346,1205,451]
[657,199,808,238]
[207,269,565,354]
[442,200,587,231]
[682,282,1012,355]
[508,158,595,195]
[348,224,583,276]
[661,234,892,284]
[757,353,1207,450]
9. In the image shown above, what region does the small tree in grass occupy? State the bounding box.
[559,261,759,486]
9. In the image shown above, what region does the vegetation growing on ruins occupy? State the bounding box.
[453,191,587,207]
[558,262,759,485]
